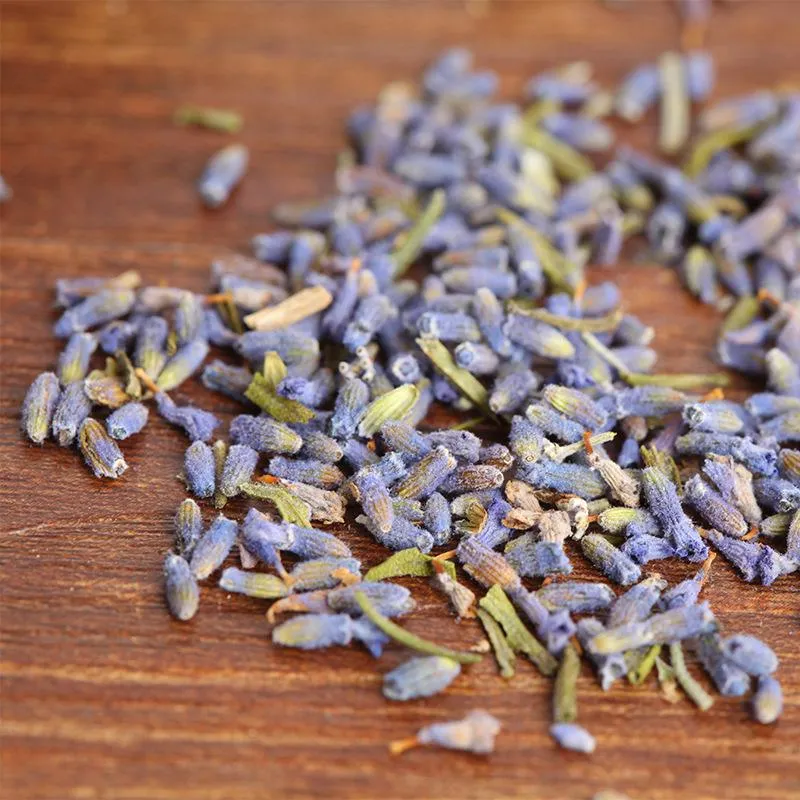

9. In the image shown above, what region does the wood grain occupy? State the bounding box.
[1,2,799,799]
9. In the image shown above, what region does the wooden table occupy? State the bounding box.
[1,2,798,798]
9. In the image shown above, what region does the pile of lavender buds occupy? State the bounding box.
[20,42,799,756]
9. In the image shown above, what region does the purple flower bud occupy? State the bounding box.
[183,440,215,498]
[695,633,751,697]
[642,467,709,562]
[78,418,127,479]
[550,722,596,754]
[189,514,238,580]
[752,675,783,724]
[51,381,92,446]
[383,656,461,701]
[21,371,61,445]
[53,289,136,338]
[106,402,149,440]
[164,553,199,621]
[155,391,219,442]
[57,332,97,385]
[198,143,248,208]
[581,533,641,585]
[684,474,749,538]
[156,339,210,392]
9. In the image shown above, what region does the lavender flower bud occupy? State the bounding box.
[106,402,149,440]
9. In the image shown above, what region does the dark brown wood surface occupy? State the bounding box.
[1,2,799,799]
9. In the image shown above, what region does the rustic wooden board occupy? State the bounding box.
[1,2,798,799]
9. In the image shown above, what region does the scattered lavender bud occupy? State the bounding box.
[183,440,216,498]
[78,418,127,479]
[174,498,203,558]
[642,467,709,562]
[229,415,303,454]
[550,723,596,754]
[164,553,200,622]
[106,402,149,440]
[721,634,778,677]
[156,339,210,392]
[621,534,678,565]
[51,381,93,446]
[57,332,97,385]
[581,534,641,585]
[536,582,615,614]
[219,444,259,498]
[383,656,461,701]
[198,143,249,208]
[189,514,238,580]
[53,289,136,338]
[409,710,501,755]
[155,392,219,442]
[21,372,61,445]
[684,474,749,538]
[751,676,783,724]
[695,633,751,697]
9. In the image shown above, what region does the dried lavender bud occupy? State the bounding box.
[615,386,688,417]
[183,440,215,498]
[675,432,777,476]
[78,418,127,479]
[267,456,344,489]
[536,582,614,614]
[760,411,800,445]
[156,339,210,392]
[288,557,360,592]
[720,634,778,677]
[747,393,800,420]
[504,314,576,359]
[174,498,203,557]
[684,474,749,538]
[383,656,461,701]
[520,461,606,500]
[695,633,751,697]
[201,359,252,404]
[198,143,249,208]
[543,385,608,430]
[753,477,800,514]
[219,444,259,498]
[751,675,783,724]
[243,512,352,562]
[550,723,596,754]
[702,455,762,525]
[458,536,521,593]
[154,392,219,442]
[642,467,708,562]
[230,415,303,454]
[329,581,414,618]
[525,403,585,443]
[683,401,744,434]
[218,567,289,599]
[21,372,61,444]
[164,553,199,622]
[419,493,449,546]
[329,378,369,438]
[53,289,136,338]
[508,415,544,465]
[608,575,666,628]
[358,513,435,553]
[57,332,97,385]
[621,535,677,565]
[51,381,93,446]
[440,465,504,494]
[581,534,641,585]
[106,402,149,440]
[189,514,238,580]
[273,613,376,652]
[506,536,572,578]
[412,710,501,755]
[133,316,168,380]
[352,467,394,534]
[395,446,457,500]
